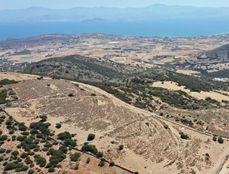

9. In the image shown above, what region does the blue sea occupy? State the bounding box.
[0,19,229,40]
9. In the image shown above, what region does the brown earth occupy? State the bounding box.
[1,73,228,174]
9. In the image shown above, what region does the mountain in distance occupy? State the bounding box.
[1,4,229,22]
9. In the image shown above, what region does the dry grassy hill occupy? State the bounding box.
[0,73,228,174]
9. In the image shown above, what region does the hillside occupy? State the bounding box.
[205,44,229,62]
[23,54,138,82]
[22,56,229,110]
[0,72,229,174]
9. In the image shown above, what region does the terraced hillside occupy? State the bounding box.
[24,54,138,82]
[0,73,229,174]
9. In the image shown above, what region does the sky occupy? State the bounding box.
[1,0,229,10]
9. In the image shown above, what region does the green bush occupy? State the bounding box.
[63,138,76,147]
[11,150,19,156]
[4,162,17,171]
[48,148,66,167]
[70,152,81,162]
[28,169,34,174]
[98,158,106,167]
[0,79,17,85]
[118,145,124,151]
[109,161,115,167]
[55,123,61,129]
[81,144,98,155]
[86,157,90,164]
[48,167,55,173]
[0,90,8,104]
[57,132,72,140]
[25,157,32,165]
[180,132,189,140]
[96,152,103,158]
[218,137,224,144]
[34,155,46,167]
[0,148,6,153]
[18,123,27,131]
[87,133,95,141]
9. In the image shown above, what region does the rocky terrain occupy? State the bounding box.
[0,34,228,174]
[0,72,227,174]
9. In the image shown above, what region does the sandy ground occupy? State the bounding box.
[176,69,200,75]
[152,81,229,102]
[0,72,39,81]
[2,35,229,69]
[2,73,229,174]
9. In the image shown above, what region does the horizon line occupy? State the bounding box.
[1,3,229,11]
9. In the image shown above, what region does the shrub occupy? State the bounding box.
[30,121,51,136]
[20,152,27,159]
[40,115,47,122]
[0,148,6,153]
[48,148,66,166]
[81,144,98,155]
[25,157,32,165]
[164,124,169,129]
[70,152,81,162]
[34,155,46,167]
[0,90,8,104]
[213,136,217,141]
[68,93,74,97]
[86,157,90,164]
[109,161,115,167]
[11,150,19,156]
[55,123,61,129]
[218,137,224,144]
[19,165,28,172]
[48,167,55,173]
[180,132,189,140]
[37,76,43,80]
[57,132,72,140]
[118,145,124,151]
[64,138,76,147]
[96,152,103,158]
[87,133,95,141]
[28,169,34,174]
[18,123,27,131]
[4,162,17,171]
[0,79,17,85]
[98,158,105,167]
[0,135,8,141]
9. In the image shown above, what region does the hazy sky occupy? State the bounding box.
[1,0,229,9]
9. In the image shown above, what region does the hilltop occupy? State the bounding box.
[0,72,228,174]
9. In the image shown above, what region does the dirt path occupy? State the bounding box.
[212,153,229,174]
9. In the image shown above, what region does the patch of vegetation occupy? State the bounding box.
[218,137,224,144]
[118,145,124,151]
[149,87,216,110]
[47,147,67,168]
[12,49,31,56]
[87,133,95,141]
[180,132,189,140]
[81,143,98,155]
[0,90,8,104]
[96,152,103,158]
[98,158,106,167]
[0,79,17,86]
[34,155,46,167]
[55,123,61,129]
[70,152,80,162]
[57,131,76,147]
